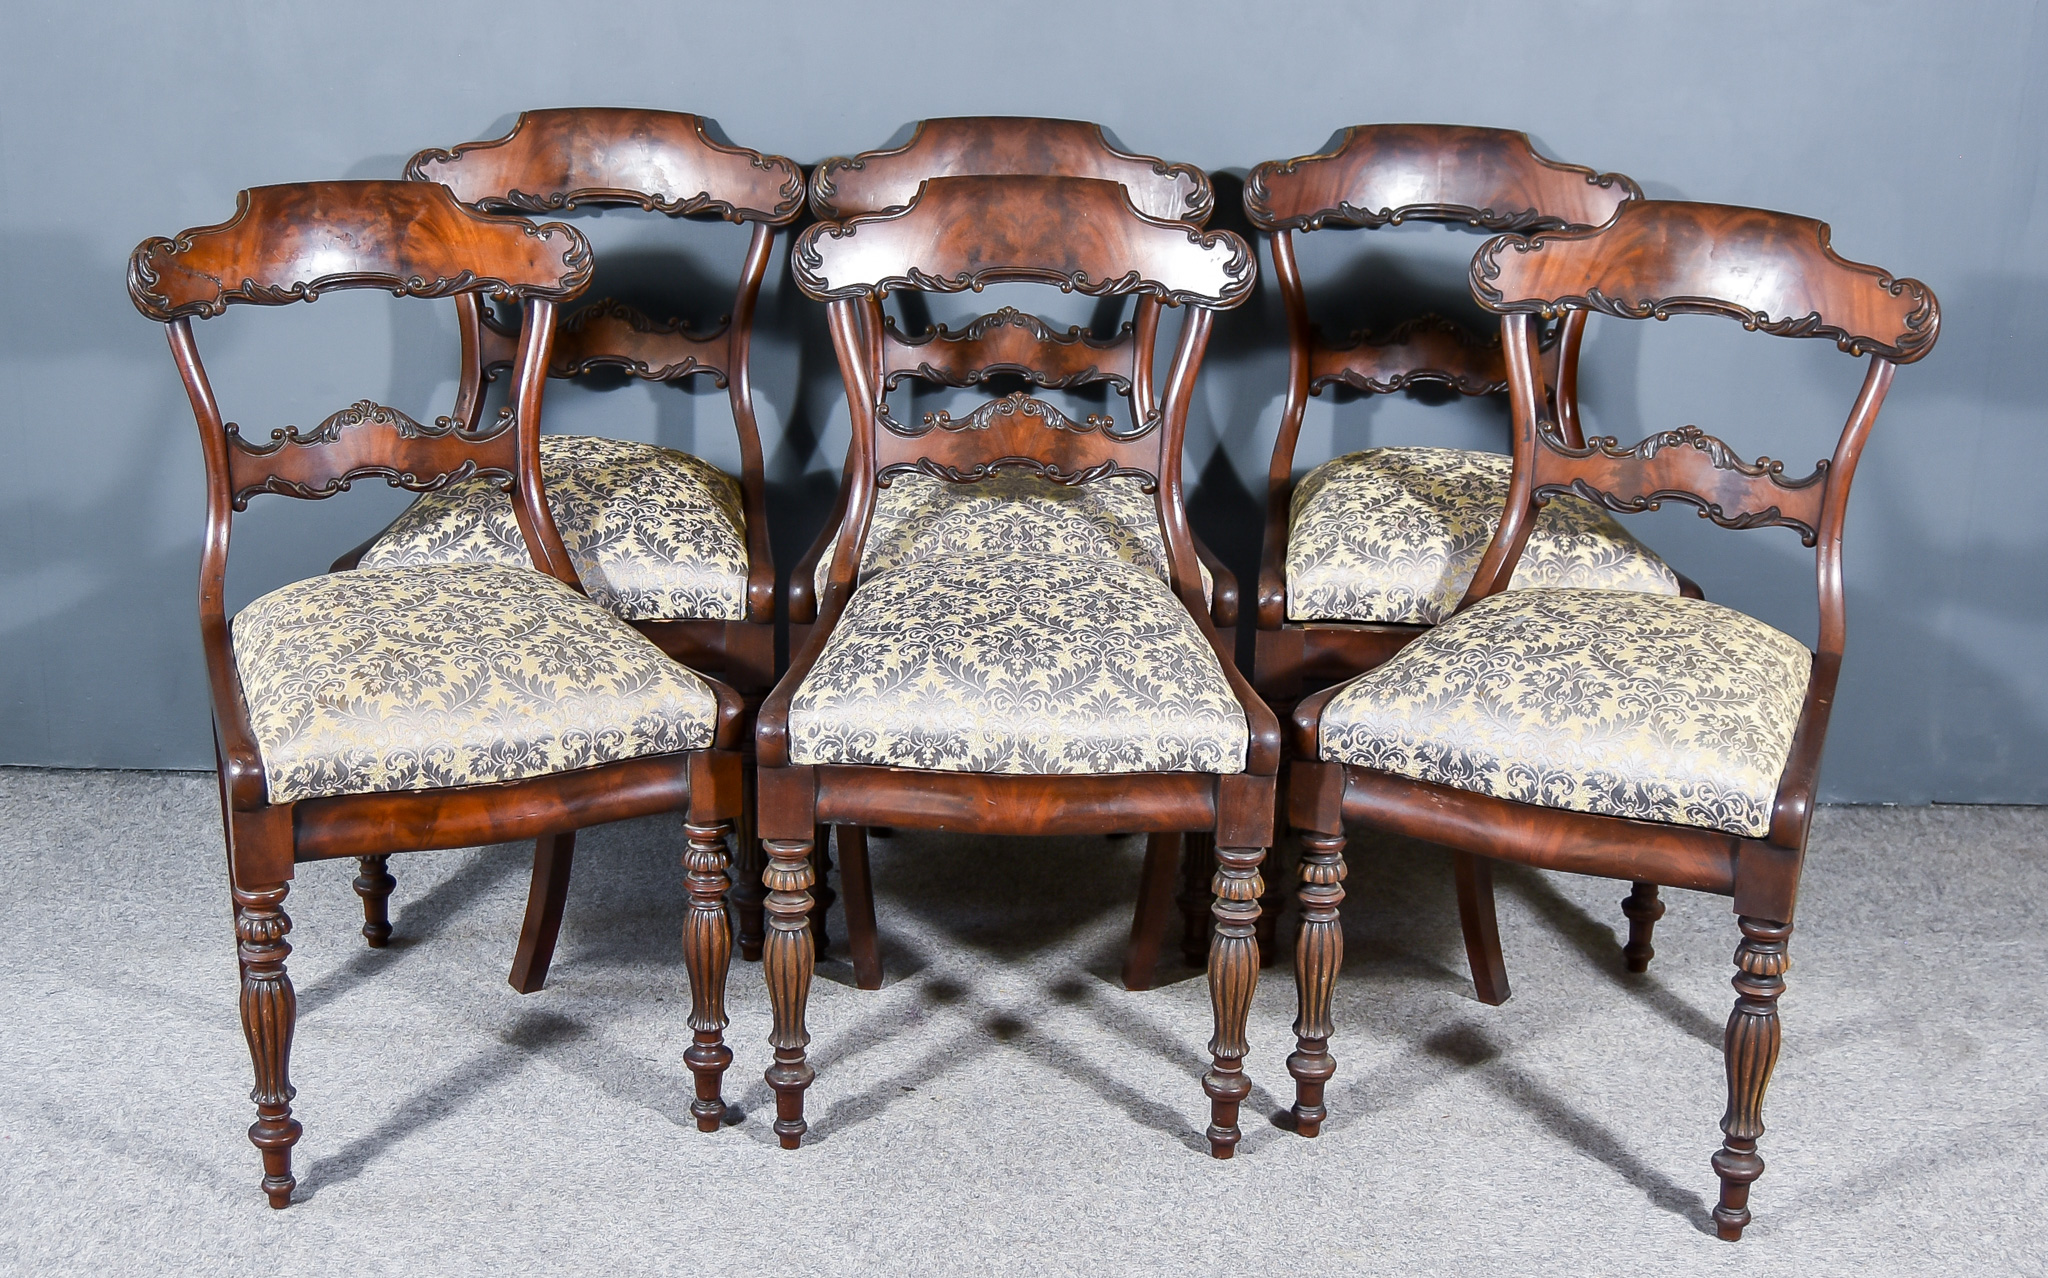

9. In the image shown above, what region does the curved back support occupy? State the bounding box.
[1465,199,1939,658]
[792,175,1253,618]
[811,116,1212,223]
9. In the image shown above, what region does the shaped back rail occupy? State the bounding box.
[791,175,1255,617]
[1467,199,1939,659]
[405,107,805,621]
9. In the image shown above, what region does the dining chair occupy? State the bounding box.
[756,173,1278,1156]
[1234,124,1690,1001]
[334,108,803,987]
[789,116,1256,981]
[129,180,748,1206]
[1284,199,1938,1238]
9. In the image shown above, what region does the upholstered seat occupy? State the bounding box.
[361,434,750,623]
[1318,588,1810,837]
[1286,447,1678,625]
[789,551,1246,774]
[233,562,720,803]
[815,471,1213,604]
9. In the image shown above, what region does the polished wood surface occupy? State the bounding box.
[1288,200,1939,1238]
[810,116,1212,223]
[135,180,747,1207]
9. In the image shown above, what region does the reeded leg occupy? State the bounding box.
[1122,832,1182,992]
[1289,831,1347,1137]
[836,826,883,991]
[1452,852,1511,1006]
[681,820,734,1131]
[761,838,816,1149]
[1622,880,1666,973]
[809,825,836,961]
[1178,831,1215,968]
[730,769,766,962]
[509,832,575,994]
[1713,916,1791,1241]
[235,882,300,1208]
[1204,844,1265,1158]
[352,854,395,948]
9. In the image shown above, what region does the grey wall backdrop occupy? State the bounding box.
[2,0,2042,802]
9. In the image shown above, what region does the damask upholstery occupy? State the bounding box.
[814,471,1213,604]
[1318,588,1811,838]
[789,552,1247,774]
[233,563,719,804]
[361,434,750,622]
[1286,447,1678,625]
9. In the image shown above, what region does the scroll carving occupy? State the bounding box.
[882,308,1134,393]
[1533,422,1828,546]
[551,299,731,384]
[225,402,516,509]
[876,456,1158,491]
[1310,315,1512,397]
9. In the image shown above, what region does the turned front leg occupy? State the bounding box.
[1204,844,1265,1158]
[681,820,734,1131]
[761,838,816,1150]
[352,855,395,948]
[1289,831,1347,1137]
[234,882,301,1208]
[1622,880,1665,972]
[1713,915,1791,1241]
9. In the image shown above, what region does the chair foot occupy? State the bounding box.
[509,832,574,994]
[1289,830,1347,1137]
[235,882,301,1208]
[1712,915,1791,1241]
[1177,831,1215,968]
[1452,852,1511,1006]
[1122,832,1181,992]
[1623,880,1665,972]
[352,854,394,948]
[762,837,816,1149]
[682,820,734,1131]
[1204,844,1265,1158]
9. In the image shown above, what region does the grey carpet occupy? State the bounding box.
[1,768,2042,1275]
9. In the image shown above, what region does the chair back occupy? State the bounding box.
[1466,198,1939,658]
[128,179,593,613]
[792,174,1255,615]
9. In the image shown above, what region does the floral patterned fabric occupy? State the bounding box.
[1287,447,1678,625]
[233,563,719,804]
[361,434,750,623]
[815,471,1212,605]
[790,552,1247,774]
[1319,588,1811,838]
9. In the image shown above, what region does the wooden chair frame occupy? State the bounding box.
[756,174,1280,1157]
[130,180,748,1207]
[1285,198,1938,1238]
[1243,124,1664,705]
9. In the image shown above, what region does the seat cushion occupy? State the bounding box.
[814,471,1212,605]
[233,563,720,804]
[1287,446,1679,625]
[360,434,750,623]
[1318,589,1811,838]
[789,552,1247,775]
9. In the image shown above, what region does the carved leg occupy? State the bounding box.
[1622,880,1666,973]
[761,838,816,1150]
[1256,841,1286,968]
[681,820,733,1131]
[837,826,883,990]
[730,768,766,962]
[1714,916,1791,1241]
[1452,852,1511,1007]
[1289,831,1347,1137]
[509,832,575,994]
[809,825,835,962]
[235,882,300,1208]
[1178,831,1215,968]
[1204,844,1265,1159]
[1122,832,1182,992]
[352,854,395,948]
